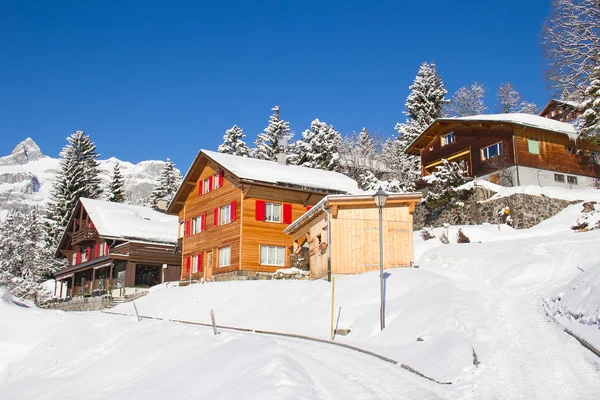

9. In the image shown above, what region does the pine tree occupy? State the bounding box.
[298,118,342,171]
[148,158,182,210]
[425,159,467,209]
[446,82,487,117]
[579,66,600,143]
[357,127,376,160]
[218,125,250,157]
[46,130,102,240]
[255,106,291,161]
[108,162,126,203]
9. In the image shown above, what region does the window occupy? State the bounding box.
[203,178,211,194]
[554,173,565,182]
[213,171,224,189]
[72,253,77,265]
[179,221,185,238]
[265,203,281,222]
[81,248,89,263]
[441,132,455,146]
[567,175,578,185]
[192,255,199,273]
[482,142,503,160]
[220,204,231,225]
[219,246,231,267]
[527,140,540,155]
[192,216,200,234]
[260,245,285,266]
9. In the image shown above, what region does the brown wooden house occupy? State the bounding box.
[54,198,181,298]
[405,112,600,189]
[284,193,422,280]
[167,150,360,282]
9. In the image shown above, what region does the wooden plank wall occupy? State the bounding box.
[241,185,324,273]
[180,162,242,280]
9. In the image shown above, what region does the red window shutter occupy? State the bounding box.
[105,243,109,255]
[306,206,312,212]
[185,256,191,274]
[218,170,224,187]
[283,203,293,224]
[76,252,81,264]
[230,201,236,221]
[89,221,95,229]
[185,218,191,236]
[93,243,99,258]
[198,253,203,272]
[255,200,266,221]
[208,177,213,192]
[198,180,203,196]
[201,213,206,231]
[213,208,219,227]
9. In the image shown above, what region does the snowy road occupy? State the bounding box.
[421,232,600,400]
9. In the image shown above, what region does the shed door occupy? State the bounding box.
[363,222,380,272]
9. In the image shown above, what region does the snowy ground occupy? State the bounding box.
[2,200,600,399]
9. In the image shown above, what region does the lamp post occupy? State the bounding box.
[373,189,389,331]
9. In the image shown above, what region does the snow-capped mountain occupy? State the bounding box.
[0,138,178,219]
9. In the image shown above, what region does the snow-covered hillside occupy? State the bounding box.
[0,138,179,217]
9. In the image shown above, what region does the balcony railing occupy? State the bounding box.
[72,227,99,245]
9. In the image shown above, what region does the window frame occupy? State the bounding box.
[527,139,540,155]
[265,202,282,223]
[481,142,503,160]
[567,175,578,185]
[441,132,455,146]
[259,245,286,266]
[219,246,231,267]
[192,255,199,273]
[203,178,211,194]
[554,173,565,183]
[220,204,231,225]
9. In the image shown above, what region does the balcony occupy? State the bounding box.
[72,227,99,245]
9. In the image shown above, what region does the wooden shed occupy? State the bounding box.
[284,193,422,279]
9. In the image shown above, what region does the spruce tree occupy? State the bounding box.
[299,119,342,171]
[46,130,102,240]
[579,66,600,143]
[357,127,376,160]
[149,158,182,210]
[218,125,250,157]
[108,162,126,203]
[255,106,291,161]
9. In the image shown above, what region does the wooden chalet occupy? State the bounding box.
[54,198,181,298]
[539,99,581,122]
[405,111,600,189]
[284,193,422,280]
[167,150,361,282]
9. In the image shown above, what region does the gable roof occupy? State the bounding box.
[405,113,580,155]
[168,150,361,214]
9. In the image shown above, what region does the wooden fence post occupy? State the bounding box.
[210,309,218,335]
[133,301,141,322]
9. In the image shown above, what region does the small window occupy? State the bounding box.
[265,203,281,223]
[554,174,565,182]
[220,204,231,225]
[527,139,540,155]
[567,175,578,185]
[203,178,211,194]
[72,253,77,265]
[482,142,503,160]
[192,216,202,234]
[441,132,455,146]
[179,221,185,238]
[81,248,88,263]
[260,245,285,266]
[192,255,199,273]
[219,246,231,267]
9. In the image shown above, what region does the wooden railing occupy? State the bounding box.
[72,227,99,245]
[111,242,180,264]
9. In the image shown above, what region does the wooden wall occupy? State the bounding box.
[241,185,324,273]
[180,162,242,280]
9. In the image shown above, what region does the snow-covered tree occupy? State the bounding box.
[298,118,342,171]
[218,125,250,157]
[497,82,539,114]
[107,162,126,203]
[148,158,182,210]
[338,128,381,189]
[357,127,376,160]
[542,0,600,97]
[579,66,600,143]
[425,159,467,209]
[446,82,487,117]
[394,62,448,189]
[255,106,291,161]
[46,130,103,240]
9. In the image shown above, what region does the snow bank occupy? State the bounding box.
[486,184,600,203]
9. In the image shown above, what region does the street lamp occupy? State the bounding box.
[373,189,388,331]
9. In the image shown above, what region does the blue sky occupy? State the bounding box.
[0,1,551,171]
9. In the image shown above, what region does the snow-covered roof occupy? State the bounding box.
[455,113,579,141]
[201,150,361,194]
[80,198,178,244]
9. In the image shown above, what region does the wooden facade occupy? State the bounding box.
[284,194,422,279]
[54,199,181,298]
[168,151,359,282]
[405,114,600,185]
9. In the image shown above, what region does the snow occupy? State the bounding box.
[79,198,178,244]
[202,149,361,194]
[453,113,580,141]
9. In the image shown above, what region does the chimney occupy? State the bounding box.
[277,152,287,165]
[156,199,168,212]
